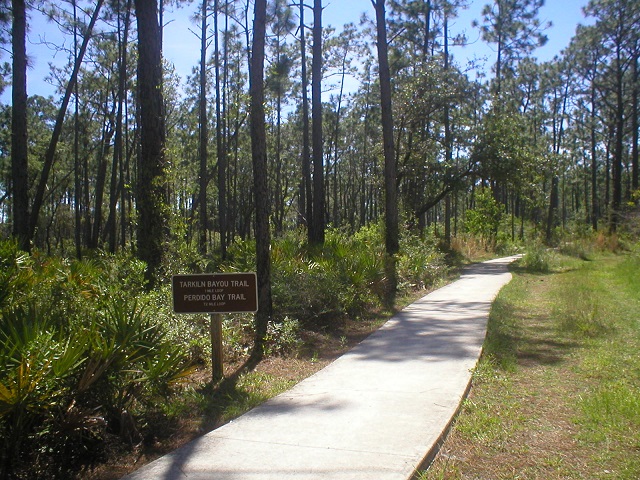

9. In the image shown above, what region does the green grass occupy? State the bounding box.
[421,251,640,479]
[217,371,295,421]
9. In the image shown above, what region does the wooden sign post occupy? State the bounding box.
[210,313,223,380]
[172,273,258,382]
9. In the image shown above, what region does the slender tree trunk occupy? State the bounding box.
[250,0,272,361]
[360,72,372,227]
[591,81,599,231]
[29,0,104,244]
[11,0,30,252]
[72,1,82,258]
[632,54,639,192]
[422,0,431,61]
[546,72,570,244]
[583,151,589,226]
[546,176,559,243]
[275,88,285,234]
[134,0,168,286]
[611,47,624,232]
[443,12,452,247]
[605,122,612,214]
[199,0,210,254]
[373,0,399,256]
[91,112,115,249]
[299,0,312,230]
[106,0,132,253]
[120,100,133,249]
[5,3,29,459]
[373,0,398,308]
[310,0,325,245]
[331,48,347,226]
[222,4,232,244]
[214,0,228,258]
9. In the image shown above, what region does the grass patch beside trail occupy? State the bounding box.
[420,252,640,480]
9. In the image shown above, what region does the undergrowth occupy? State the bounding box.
[0,224,458,479]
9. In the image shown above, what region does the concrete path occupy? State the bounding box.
[123,256,519,480]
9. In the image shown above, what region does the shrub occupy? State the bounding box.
[397,234,448,289]
[518,243,552,273]
[0,241,194,478]
[264,316,303,356]
[465,189,504,250]
[268,228,386,323]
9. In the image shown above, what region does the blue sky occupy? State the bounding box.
[2,0,592,104]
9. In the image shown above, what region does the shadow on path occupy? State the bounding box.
[123,256,518,480]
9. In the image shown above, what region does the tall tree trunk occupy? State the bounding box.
[135,0,168,286]
[91,115,115,249]
[275,87,285,234]
[360,71,372,227]
[73,0,82,258]
[632,54,639,192]
[222,3,232,244]
[299,0,312,231]
[546,70,570,244]
[330,46,348,226]
[214,0,228,258]
[273,32,285,235]
[106,0,132,253]
[310,0,325,245]
[422,0,431,61]
[373,0,399,256]
[199,0,210,254]
[373,0,398,308]
[591,80,599,231]
[250,0,272,361]
[120,101,133,249]
[611,46,624,232]
[443,12,452,247]
[11,0,30,252]
[605,122,612,214]
[29,0,104,244]
[546,176,559,243]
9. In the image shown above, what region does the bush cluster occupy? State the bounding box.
[0,242,194,478]
[0,225,452,477]
[225,225,450,329]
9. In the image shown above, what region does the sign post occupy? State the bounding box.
[172,273,258,382]
[210,313,223,381]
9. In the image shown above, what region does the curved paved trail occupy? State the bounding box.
[123,256,519,480]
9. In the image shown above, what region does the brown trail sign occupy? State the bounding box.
[172,272,258,314]
[172,273,258,381]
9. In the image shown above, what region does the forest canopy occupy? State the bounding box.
[1,0,639,260]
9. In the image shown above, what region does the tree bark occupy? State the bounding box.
[199,0,210,254]
[214,0,228,258]
[546,67,570,244]
[90,119,115,249]
[299,0,312,231]
[632,54,639,192]
[330,45,348,226]
[250,0,272,361]
[373,0,399,256]
[134,0,168,286]
[11,0,30,252]
[310,0,325,245]
[610,44,624,232]
[106,0,132,253]
[443,12,452,246]
[73,1,82,258]
[590,80,599,231]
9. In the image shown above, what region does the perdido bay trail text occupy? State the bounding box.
[172,273,258,314]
